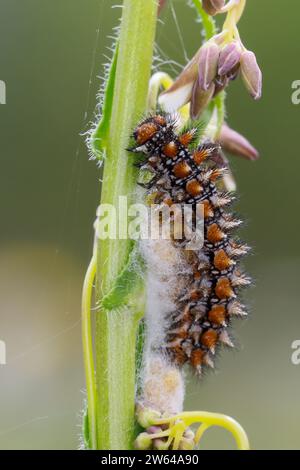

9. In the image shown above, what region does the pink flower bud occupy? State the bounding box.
[202,0,225,16]
[227,62,240,81]
[190,80,215,120]
[213,75,229,97]
[219,123,259,160]
[146,426,162,434]
[218,42,242,77]
[198,42,220,91]
[240,50,262,100]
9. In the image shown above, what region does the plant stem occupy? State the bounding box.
[191,0,225,138]
[96,308,142,449]
[191,0,217,39]
[95,0,158,450]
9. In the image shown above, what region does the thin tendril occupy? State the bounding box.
[154,411,250,450]
[170,0,190,63]
[82,255,97,449]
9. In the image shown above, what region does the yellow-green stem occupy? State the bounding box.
[96,0,158,450]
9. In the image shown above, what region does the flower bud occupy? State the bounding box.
[213,75,229,97]
[178,437,195,450]
[198,42,220,91]
[184,428,195,440]
[218,42,242,77]
[153,438,169,450]
[227,62,240,81]
[240,50,262,100]
[147,426,162,434]
[136,403,161,428]
[202,0,225,16]
[219,123,259,160]
[190,80,215,120]
[134,432,153,450]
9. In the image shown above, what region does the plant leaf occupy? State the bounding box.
[89,43,119,161]
[101,243,145,310]
[82,407,90,450]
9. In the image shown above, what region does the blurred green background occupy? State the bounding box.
[0,0,299,450]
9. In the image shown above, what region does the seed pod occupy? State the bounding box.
[240,50,262,100]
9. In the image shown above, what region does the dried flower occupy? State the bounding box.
[202,0,225,16]
[240,50,262,100]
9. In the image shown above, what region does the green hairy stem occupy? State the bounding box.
[95,0,158,450]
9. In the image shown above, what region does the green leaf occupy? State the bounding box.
[89,44,119,161]
[82,407,91,450]
[101,243,145,310]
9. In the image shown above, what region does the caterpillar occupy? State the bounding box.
[129,113,251,376]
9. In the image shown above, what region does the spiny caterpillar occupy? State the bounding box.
[129,114,251,376]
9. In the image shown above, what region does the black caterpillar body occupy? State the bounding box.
[130,114,250,375]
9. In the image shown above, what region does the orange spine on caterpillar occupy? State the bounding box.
[129,113,251,376]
